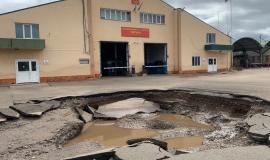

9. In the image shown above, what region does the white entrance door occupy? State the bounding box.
[208,58,217,73]
[16,60,40,84]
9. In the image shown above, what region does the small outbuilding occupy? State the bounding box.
[233,38,263,68]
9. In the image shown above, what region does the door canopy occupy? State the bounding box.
[233,37,262,53]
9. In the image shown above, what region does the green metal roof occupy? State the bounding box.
[205,44,232,52]
[0,38,45,50]
[0,38,12,49]
[233,37,262,53]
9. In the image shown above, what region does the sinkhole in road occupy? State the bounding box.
[62,90,270,152]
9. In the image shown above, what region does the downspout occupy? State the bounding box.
[82,0,90,54]
[176,10,179,73]
[87,0,96,77]
[82,0,96,77]
[176,9,182,73]
[82,0,87,54]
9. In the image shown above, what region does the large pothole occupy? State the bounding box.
[63,90,270,152]
[1,90,270,160]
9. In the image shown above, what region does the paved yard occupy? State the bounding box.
[1,68,270,108]
[1,68,270,159]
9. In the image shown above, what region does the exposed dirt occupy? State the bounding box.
[0,108,84,160]
[0,90,270,160]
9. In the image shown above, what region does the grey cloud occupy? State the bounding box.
[165,0,270,43]
[0,0,56,14]
[0,0,268,43]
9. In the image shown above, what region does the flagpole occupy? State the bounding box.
[230,0,233,69]
[230,0,232,40]
[226,0,233,69]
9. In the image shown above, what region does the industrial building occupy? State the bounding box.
[0,0,232,84]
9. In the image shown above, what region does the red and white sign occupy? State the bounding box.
[131,0,140,5]
[121,27,150,38]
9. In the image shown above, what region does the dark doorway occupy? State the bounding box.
[144,43,167,74]
[100,42,129,76]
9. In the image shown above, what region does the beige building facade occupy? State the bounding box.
[0,0,232,84]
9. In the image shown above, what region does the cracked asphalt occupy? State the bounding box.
[1,69,270,107]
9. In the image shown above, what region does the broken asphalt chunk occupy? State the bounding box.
[39,100,61,110]
[246,113,270,142]
[0,114,7,123]
[85,105,96,115]
[248,123,270,141]
[0,108,20,119]
[64,148,116,160]
[246,113,270,126]
[115,142,172,160]
[75,107,93,123]
[10,103,52,117]
[127,138,168,151]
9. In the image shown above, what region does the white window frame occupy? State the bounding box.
[111,9,116,20]
[100,8,106,19]
[22,24,33,39]
[157,15,161,24]
[140,12,165,25]
[206,33,216,44]
[16,23,39,39]
[101,8,131,22]
[105,9,111,19]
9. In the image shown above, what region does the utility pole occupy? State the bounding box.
[230,0,233,69]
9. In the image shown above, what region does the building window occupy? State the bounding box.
[100,8,131,22]
[140,13,165,24]
[15,23,40,39]
[206,33,216,44]
[192,56,201,66]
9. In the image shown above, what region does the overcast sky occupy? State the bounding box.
[0,0,269,44]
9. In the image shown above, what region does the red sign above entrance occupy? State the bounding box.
[121,27,150,38]
[131,0,140,5]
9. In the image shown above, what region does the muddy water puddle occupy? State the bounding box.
[67,113,208,150]
[166,136,204,149]
[67,122,158,147]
